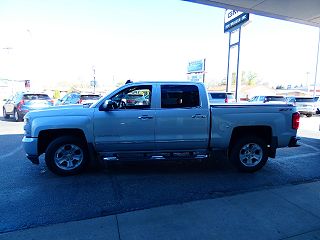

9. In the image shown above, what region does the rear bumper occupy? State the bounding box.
[288,136,300,147]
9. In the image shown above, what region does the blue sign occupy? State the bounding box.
[224,11,249,33]
[187,59,205,73]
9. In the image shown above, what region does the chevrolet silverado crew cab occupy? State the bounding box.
[22,81,300,175]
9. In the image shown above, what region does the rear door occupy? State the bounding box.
[155,84,210,151]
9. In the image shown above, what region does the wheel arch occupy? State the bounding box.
[38,128,87,155]
[229,126,274,157]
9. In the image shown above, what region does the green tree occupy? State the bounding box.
[247,72,257,86]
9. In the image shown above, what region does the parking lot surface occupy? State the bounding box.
[0,112,319,234]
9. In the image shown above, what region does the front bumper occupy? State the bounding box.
[22,136,39,164]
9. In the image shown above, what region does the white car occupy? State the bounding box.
[314,96,320,114]
[249,95,287,104]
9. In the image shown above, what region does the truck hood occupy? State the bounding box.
[25,105,95,119]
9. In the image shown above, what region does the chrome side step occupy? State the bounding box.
[195,154,208,159]
[150,156,166,160]
[100,151,209,161]
[103,156,119,161]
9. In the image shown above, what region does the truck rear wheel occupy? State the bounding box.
[45,136,88,176]
[230,135,268,172]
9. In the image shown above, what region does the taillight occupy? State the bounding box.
[225,97,228,103]
[292,112,300,130]
[79,99,82,104]
[17,100,24,110]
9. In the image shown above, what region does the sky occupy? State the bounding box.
[0,0,319,91]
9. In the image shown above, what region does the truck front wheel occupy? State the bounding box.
[230,136,268,172]
[45,136,89,176]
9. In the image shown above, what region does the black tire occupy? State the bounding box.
[14,109,22,122]
[3,108,10,119]
[306,113,312,118]
[230,135,268,173]
[45,136,89,176]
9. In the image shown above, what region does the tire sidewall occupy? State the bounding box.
[14,109,21,122]
[230,136,268,173]
[45,136,88,176]
[3,108,9,119]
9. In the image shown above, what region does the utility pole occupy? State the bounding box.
[313,28,320,97]
[2,47,14,94]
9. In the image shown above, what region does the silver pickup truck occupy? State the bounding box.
[22,81,300,175]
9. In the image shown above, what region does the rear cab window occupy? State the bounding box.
[265,96,286,102]
[295,98,314,102]
[23,94,50,100]
[209,93,225,99]
[81,94,101,100]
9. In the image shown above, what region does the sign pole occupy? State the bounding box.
[226,32,231,92]
[235,27,241,102]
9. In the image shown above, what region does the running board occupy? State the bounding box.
[100,151,208,161]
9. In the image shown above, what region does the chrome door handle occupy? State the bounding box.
[138,115,153,120]
[192,114,207,119]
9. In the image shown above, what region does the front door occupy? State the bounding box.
[93,85,155,152]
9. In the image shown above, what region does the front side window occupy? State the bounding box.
[111,85,152,109]
[161,85,200,108]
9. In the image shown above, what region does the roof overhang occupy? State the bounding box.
[183,0,320,27]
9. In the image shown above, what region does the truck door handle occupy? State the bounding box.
[192,114,207,119]
[138,115,153,120]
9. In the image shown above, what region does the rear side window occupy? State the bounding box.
[161,85,200,108]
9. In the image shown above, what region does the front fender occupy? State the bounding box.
[31,116,94,143]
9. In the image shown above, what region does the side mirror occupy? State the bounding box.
[99,100,116,111]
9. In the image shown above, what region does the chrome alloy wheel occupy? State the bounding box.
[54,143,84,170]
[239,143,263,167]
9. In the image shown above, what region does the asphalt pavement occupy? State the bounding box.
[1,180,320,240]
[0,109,319,239]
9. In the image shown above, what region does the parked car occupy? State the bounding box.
[314,96,320,114]
[287,96,316,117]
[249,95,287,104]
[3,92,53,121]
[55,93,101,106]
[208,91,236,104]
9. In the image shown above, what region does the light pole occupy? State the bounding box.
[2,47,14,94]
[312,27,320,97]
[92,65,96,93]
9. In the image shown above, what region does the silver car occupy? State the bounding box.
[287,96,316,117]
